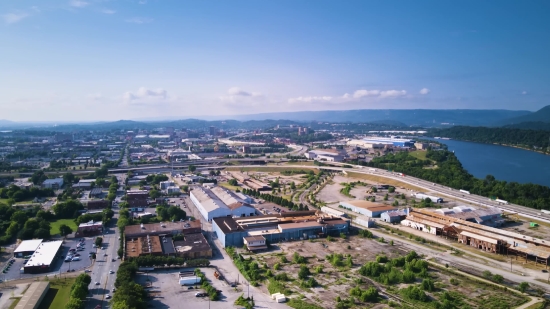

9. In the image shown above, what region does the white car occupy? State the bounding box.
[71,257,81,261]
[95,282,100,285]
[109,270,114,274]
[105,294,111,299]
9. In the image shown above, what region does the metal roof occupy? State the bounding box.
[14,239,43,253]
[24,241,63,268]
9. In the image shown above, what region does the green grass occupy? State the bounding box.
[8,298,21,309]
[37,278,75,309]
[409,150,428,160]
[50,219,78,236]
[219,182,241,191]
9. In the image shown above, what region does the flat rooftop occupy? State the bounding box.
[342,200,396,212]
[15,282,49,309]
[173,233,211,254]
[25,241,63,268]
[14,239,43,253]
[126,235,163,258]
[78,221,103,228]
[124,220,200,236]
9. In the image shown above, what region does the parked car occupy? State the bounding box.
[72,257,81,261]
[105,294,111,299]
[109,270,114,274]
[95,282,100,285]
[195,292,207,297]
[74,253,81,257]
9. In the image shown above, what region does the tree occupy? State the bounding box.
[149,189,160,199]
[298,265,310,280]
[189,165,196,172]
[31,171,48,185]
[59,224,73,236]
[65,298,84,309]
[63,173,76,184]
[492,274,504,283]
[228,179,238,186]
[11,211,28,225]
[95,237,103,247]
[518,282,529,293]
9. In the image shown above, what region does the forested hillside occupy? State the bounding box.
[351,150,550,210]
[428,126,550,153]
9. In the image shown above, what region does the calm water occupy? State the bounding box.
[431,139,550,187]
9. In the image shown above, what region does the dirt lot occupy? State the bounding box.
[236,235,528,309]
[316,175,413,206]
[501,218,550,242]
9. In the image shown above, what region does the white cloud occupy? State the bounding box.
[522,91,527,95]
[341,89,407,100]
[419,88,430,95]
[31,6,40,12]
[101,9,116,15]
[288,96,332,104]
[138,0,147,4]
[125,17,153,24]
[227,87,262,97]
[2,13,29,24]
[70,0,89,8]
[88,93,103,101]
[379,90,407,98]
[123,87,167,103]
[349,89,380,99]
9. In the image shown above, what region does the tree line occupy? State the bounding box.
[112,261,148,309]
[352,149,550,210]
[65,273,92,309]
[241,188,308,211]
[428,126,550,153]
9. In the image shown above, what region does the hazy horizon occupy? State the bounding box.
[2,1,549,121]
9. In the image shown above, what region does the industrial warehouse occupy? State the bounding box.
[14,239,44,258]
[124,220,211,259]
[189,185,256,221]
[339,200,397,217]
[230,172,271,191]
[402,208,550,267]
[212,211,350,248]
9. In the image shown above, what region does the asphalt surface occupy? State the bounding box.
[85,174,125,309]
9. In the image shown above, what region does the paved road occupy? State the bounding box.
[86,174,125,309]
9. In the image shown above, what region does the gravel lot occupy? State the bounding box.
[135,268,244,309]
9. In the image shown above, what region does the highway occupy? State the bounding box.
[107,158,550,223]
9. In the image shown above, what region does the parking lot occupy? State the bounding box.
[256,202,290,215]
[2,237,94,281]
[135,268,244,309]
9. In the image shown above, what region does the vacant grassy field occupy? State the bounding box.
[37,278,75,309]
[50,219,78,236]
[219,182,241,191]
[409,150,428,160]
[346,172,425,192]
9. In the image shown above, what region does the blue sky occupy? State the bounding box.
[1,0,549,121]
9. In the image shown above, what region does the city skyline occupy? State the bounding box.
[1,1,549,121]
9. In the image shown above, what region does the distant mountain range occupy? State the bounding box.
[231,109,532,127]
[495,105,550,127]
[1,106,549,131]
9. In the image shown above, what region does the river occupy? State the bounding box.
[430,139,550,187]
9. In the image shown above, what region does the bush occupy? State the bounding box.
[400,285,427,302]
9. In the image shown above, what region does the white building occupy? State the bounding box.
[189,186,256,221]
[14,239,43,258]
[42,178,64,189]
[160,181,175,190]
[304,150,344,162]
[210,186,256,217]
[190,187,231,221]
[167,186,181,194]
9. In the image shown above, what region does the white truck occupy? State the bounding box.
[412,193,443,203]
[179,276,201,286]
[459,189,470,195]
